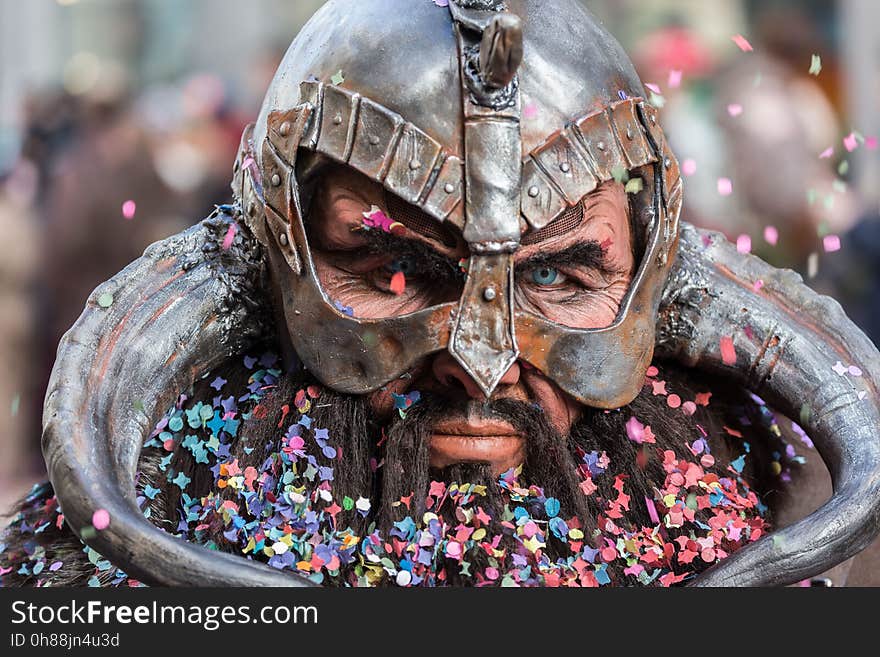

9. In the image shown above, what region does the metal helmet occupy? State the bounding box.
[42,0,880,587]
[235,0,682,408]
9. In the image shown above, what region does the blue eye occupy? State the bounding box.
[531,267,559,285]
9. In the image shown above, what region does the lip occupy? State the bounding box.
[429,418,525,475]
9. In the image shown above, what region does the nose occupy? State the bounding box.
[431,351,521,399]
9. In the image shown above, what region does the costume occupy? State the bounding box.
[3,0,880,587]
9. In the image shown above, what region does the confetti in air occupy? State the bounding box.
[122,200,137,220]
[732,34,754,52]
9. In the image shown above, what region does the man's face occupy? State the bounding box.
[306,165,635,476]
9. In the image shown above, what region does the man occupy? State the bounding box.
[3,0,880,587]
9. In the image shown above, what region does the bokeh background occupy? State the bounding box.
[1,0,878,511]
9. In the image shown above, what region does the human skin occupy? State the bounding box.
[307,165,634,474]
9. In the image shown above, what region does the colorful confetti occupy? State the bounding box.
[732,35,754,53]
[809,54,822,76]
[718,178,733,196]
[122,200,137,220]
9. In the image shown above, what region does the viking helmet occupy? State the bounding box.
[235,0,681,408]
[42,0,880,587]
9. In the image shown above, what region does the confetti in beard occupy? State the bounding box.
[375,396,591,560]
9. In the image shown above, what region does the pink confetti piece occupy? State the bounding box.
[823,234,841,253]
[736,234,752,254]
[832,361,848,376]
[848,365,863,377]
[867,137,878,150]
[667,394,682,409]
[523,102,538,119]
[222,223,237,250]
[720,336,737,366]
[727,104,743,117]
[718,178,733,196]
[122,200,137,220]
[682,401,697,416]
[626,416,646,444]
[645,497,660,525]
[645,82,662,95]
[92,509,110,531]
[819,147,834,159]
[668,69,683,88]
[732,34,754,52]
[844,133,859,152]
[682,159,697,176]
[433,0,449,6]
[753,279,764,292]
[764,225,779,245]
[858,391,868,401]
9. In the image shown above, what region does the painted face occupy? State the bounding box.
[306,164,635,475]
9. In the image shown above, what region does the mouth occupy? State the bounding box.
[429,417,525,476]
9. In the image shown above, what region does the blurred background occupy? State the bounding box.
[0,0,878,511]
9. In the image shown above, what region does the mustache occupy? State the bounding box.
[404,393,553,440]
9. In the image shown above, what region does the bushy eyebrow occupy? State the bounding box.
[516,241,615,274]
[353,229,465,283]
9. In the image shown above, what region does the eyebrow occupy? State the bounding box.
[353,229,465,282]
[516,241,616,274]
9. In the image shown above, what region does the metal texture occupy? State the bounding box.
[249,0,680,404]
[42,208,316,586]
[658,225,880,586]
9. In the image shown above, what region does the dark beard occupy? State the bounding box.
[218,364,772,586]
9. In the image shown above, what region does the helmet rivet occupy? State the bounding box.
[597,141,606,152]
[528,185,540,198]
[560,162,571,173]
[409,159,421,170]
[444,182,455,194]
[626,128,634,140]
[369,135,381,145]
[271,173,282,187]
[483,287,497,302]
[279,233,288,246]
[333,114,343,125]
[279,122,291,137]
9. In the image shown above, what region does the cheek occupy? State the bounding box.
[520,366,582,436]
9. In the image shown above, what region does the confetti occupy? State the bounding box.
[753,279,764,292]
[819,147,834,159]
[122,200,137,220]
[844,133,859,152]
[809,54,822,76]
[222,224,237,251]
[624,177,644,194]
[390,271,406,296]
[668,69,683,88]
[91,509,110,531]
[727,104,743,117]
[330,70,345,86]
[764,226,778,246]
[97,293,114,308]
[720,336,737,366]
[523,102,538,119]
[433,0,449,6]
[736,235,752,254]
[867,137,878,150]
[732,35,754,52]
[682,159,697,176]
[823,235,841,253]
[807,252,819,279]
[718,178,733,196]
[645,82,662,95]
